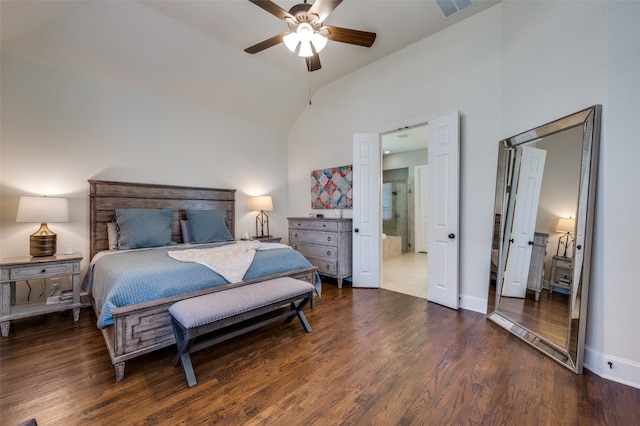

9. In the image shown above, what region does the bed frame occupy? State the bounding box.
[88,180,318,381]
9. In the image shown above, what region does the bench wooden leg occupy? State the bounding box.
[171,319,199,387]
[284,294,312,332]
[180,352,197,388]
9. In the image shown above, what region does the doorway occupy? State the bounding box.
[381,125,428,299]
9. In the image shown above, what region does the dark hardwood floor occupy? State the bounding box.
[1,281,639,425]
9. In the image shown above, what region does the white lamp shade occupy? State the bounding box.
[298,41,313,57]
[16,196,69,223]
[311,32,327,52]
[283,32,299,52]
[249,196,273,212]
[556,217,575,233]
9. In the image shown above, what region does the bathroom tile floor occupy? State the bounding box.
[381,252,428,299]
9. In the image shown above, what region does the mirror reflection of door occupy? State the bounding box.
[502,146,547,298]
[380,125,428,299]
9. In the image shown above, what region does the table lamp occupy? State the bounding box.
[16,196,69,257]
[555,217,575,258]
[249,196,273,238]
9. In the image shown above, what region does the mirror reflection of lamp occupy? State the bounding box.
[249,196,273,238]
[555,217,576,258]
[16,196,69,257]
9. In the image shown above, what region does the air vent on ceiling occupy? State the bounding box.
[436,0,475,18]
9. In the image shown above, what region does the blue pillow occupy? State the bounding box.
[185,209,234,243]
[115,208,175,249]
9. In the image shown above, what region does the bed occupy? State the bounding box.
[86,180,319,381]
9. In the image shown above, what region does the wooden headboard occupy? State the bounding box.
[89,180,236,260]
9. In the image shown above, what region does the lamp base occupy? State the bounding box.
[29,223,57,257]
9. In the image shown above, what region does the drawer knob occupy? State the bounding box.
[325,265,330,270]
[41,269,46,273]
[294,233,298,237]
[327,236,331,242]
[327,251,331,256]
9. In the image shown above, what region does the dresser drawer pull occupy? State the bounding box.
[327,251,331,256]
[325,265,331,270]
[294,233,298,238]
[41,269,46,273]
[326,236,331,242]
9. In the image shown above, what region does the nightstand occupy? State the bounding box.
[1,253,83,337]
[549,255,572,294]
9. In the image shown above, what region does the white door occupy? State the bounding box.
[415,165,429,253]
[352,133,381,288]
[427,112,460,309]
[502,146,547,298]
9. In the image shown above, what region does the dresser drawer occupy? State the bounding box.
[288,220,339,232]
[289,230,338,246]
[291,242,337,261]
[10,262,76,280]
[307,257,338,275]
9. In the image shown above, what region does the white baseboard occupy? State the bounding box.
[460,294,488,314]
[584,346,640,389]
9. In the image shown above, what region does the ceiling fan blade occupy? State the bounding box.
[244,32,289,54]
[324,25,376,47]
[308,0,343,23]
[306,54,321,72]
[248,0,293,21]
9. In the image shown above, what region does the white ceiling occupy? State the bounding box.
[0,0,499,132]
[382,125,428,155]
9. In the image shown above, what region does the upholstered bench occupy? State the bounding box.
[169,277,314,387]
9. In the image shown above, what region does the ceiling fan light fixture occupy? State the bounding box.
[296,22,313,43]
[298,40,313,57]
[283,32,299,52]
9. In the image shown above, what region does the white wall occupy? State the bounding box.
[383,148,428,174]
[288,1,640,388]
[0,55,291,272]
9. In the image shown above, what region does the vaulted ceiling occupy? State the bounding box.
[1,0,498,132]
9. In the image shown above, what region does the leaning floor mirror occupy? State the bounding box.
[487,105,601,373]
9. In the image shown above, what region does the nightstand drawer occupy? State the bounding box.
[289,230,338,246]
[291,242,337,260]
[10,263,76,280]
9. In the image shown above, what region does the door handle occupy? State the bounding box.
[528,241,534,245]
[354,228,359,233]
[448,233,455,239]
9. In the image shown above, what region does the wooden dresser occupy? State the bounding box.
[526,232,548,301]
[288,217,352,288]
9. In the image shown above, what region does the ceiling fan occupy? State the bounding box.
[244,0,376,72]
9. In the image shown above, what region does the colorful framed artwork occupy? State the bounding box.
[310,165,353,209]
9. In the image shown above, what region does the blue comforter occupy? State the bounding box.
[83,243,320,328]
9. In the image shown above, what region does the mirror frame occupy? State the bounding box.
[487,105,601,373]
